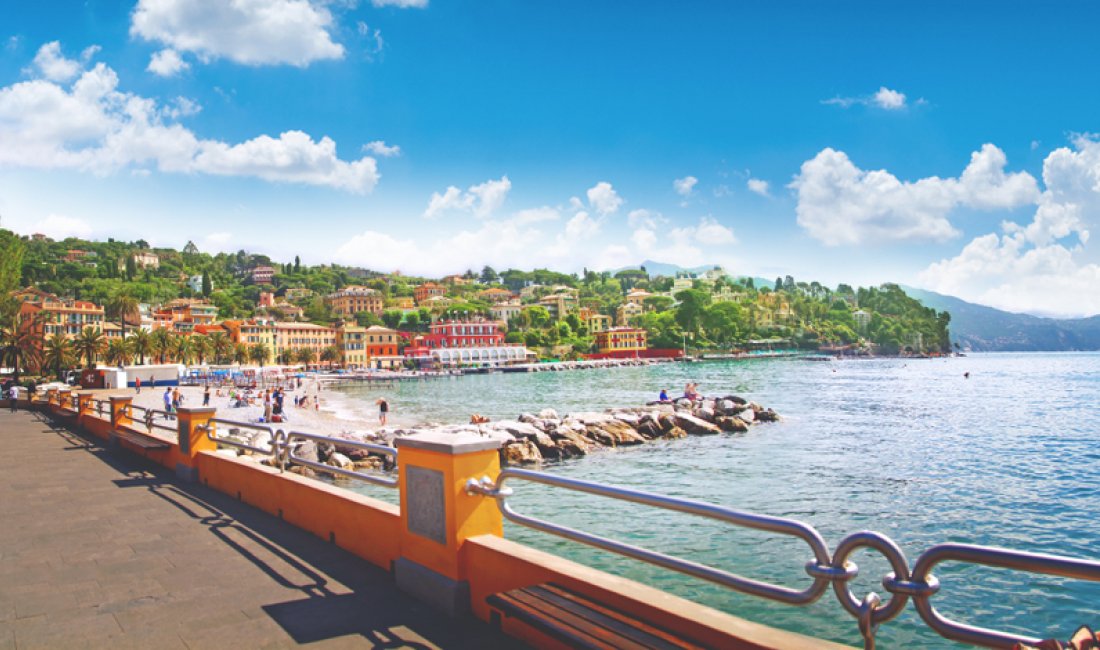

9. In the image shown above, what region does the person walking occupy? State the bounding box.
[376,397,389,426]
[203,385,211,406]
[9,385,18,412]
[163,387,173,419]
[135,376,141,394]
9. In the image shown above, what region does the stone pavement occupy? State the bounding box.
[0,409,524,649]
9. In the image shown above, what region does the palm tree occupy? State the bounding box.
[232,342,250,365]
[150,328,173,364]
[207,331,231,364]
[0,311,43,382]
[129,329,152,365]
[43,333,75,380]
[105,338,133,366]
[74,326,106,369]
[106,293,141,339]
[295,347,316,368]
[320,345,340,368]
[174,335,194,366]
[192,335,212,365]
[277,348,295,365]
[249,343,270,368]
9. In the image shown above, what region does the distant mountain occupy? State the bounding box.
[902,286,1100,351]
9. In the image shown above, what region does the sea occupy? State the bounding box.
[327,352,1100,648]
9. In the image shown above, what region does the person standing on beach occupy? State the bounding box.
[376,397,389,425]
[8,385,17,412]
[203,385,211,406]
[163,387,172,418]
[263,390,272,422]
[135,376,141,394]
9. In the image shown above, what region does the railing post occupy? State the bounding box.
[393,432,503,616]
[46,388,58,407]
[108,396,133,451]
[176,407,217,483]
[57,389,71,412]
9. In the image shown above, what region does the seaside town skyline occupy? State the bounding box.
[3,2,1100,318]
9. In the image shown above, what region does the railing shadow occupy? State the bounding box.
[35,411,523,649]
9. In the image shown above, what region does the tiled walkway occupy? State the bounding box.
[0,409,521,649]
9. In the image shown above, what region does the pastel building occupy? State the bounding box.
[414,282,447,304]
[326,285,384,317]
[13,287,106,342]
[364,325,402,369]
[335,323,367,368]
[273,322,337,362]
[403,319,526,367]
[594,327,648,356]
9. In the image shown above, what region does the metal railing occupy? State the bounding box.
[283,430,397,488]
[197,419,398,488]
[92,399,112,419]
[127,404,178,435]
[466,468,1100,650]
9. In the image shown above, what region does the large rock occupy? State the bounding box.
[537,408,559,420]
[327,452,353,470]
[738,408,755,423]
[635,418,663,439]
[715,416,749,433]
[501,440,542,465]
[664,426,687,439]
[584,420,646,446]
[671,412,721,435]
[295,439,319,463]
[754,407,780,423]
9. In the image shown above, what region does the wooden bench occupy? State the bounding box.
[487,583,708,650]
[113,428,171,452]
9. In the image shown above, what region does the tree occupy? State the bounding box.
[0,229,26,295]
[294,255,301,273]
[249,343,270,367]
[404,311,420,331]
[479,266,499,284]
[381,310,403,329]
[74,326,106,369]
[193,335,212,365]
[207,331,231,364]
[129,329,152,365]
[149,328,173,364]
[201,271,211,297]
[107,292,141,340]
[232,343,250,365]
[0,312,43,381]
[125,255,136,281]
[320,345,340,367]
[295,347,315,366]
[105,338,133,366]
[42,333,75,379]
[673,289,712,335]
[173,335,194,366]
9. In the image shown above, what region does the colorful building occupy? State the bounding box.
[414,282,447,304]
[13,287,106,340]
[616,301,643,326]
[594,327,648,356]
[403,319,526,367]
[489,300,522,324]
[335,322,367,368]
[364,325,402,369]
[249,265,275,285]
[273,322,337,363]
[325,285,383,317]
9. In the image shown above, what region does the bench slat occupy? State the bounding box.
[488,583,708,650]
[115,429,171,450]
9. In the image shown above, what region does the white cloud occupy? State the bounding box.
[918,136,1100,317]
[746,178,769,196]
[872,87,906,110]
[423,176,511,218]
[695,216,736,244]
[372,0,428,7]
[0,50,381,192]
[564,211,599,239]
[31,41,82,82]
[627,208,661,229]
[791,144,1040,246]
[513,206,560,224]
[130,0,345,67]
[362,140,401,157]
[673,175,698,197]
[147,48,190,77]
[627,216,735,267]
[38,214,94,239]
[823,86,914,111]
[586,181,623,215]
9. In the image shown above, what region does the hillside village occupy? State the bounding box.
[0,229,952,378]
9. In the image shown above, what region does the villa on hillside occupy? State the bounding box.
[325,285,383,317]
[414,282,447,304]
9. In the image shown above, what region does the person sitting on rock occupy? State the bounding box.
[470,414,490,424]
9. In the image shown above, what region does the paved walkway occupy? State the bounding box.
[0,409,523,649]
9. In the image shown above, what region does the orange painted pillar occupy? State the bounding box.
[76,392,94,422]
[394,432,503,615]
[57,389,72,412]
[46,388,58,407]
[176,407,217,482]
[109,395,133,429]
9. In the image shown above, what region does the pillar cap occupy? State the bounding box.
[109,395,133,402]
[177,407,216,415]
[395,431,501,455]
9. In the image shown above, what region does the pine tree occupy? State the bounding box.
[294,256,300,273]
[201,271,211,297]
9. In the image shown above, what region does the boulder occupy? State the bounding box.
[585,420,646,446]
[611,412,641,427]
[318,441,336,462]
[537,408,559,420]
[288,465,316,478]
[723,394,748,405]
[755,408,780,423]
[295,440,319,463]
[664,426,687,439]
[353,458,383,471]
[715,416,749,433]
[738,408,755,423]
[496,421,542,440]
[715,399,737,416]
[671,412,721,435]
[693,406,716,422]
[517,412,538,424]
[635,418,663,439]
[501,440,542,465]
[327,452,353,470]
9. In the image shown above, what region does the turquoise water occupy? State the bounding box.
[331,353,1100,648]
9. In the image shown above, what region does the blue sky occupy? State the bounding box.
[2,1,1100,317]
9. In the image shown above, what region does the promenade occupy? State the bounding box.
[0,409,521,649]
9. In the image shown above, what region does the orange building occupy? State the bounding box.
[13,287,106,340]
[326,285,384,317]
[414,282,447,304]
[364,325,402,369]
[273,322,337,362]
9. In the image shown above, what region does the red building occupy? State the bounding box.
[417,320,504,349]
[414,282,447,304]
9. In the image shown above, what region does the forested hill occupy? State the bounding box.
[902,287,1100,351]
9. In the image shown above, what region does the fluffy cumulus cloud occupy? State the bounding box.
[147,48,190,76]
[130,0,345,67]
[791,144,1040,246]
[0,44,381,192]
[424,176,511,218]
[673,175,698,197]
[586,181,623,215]
[629,216,736,267]
[823,86,912,110]
[37,214,94,239]
[919,136,1100,317]
[31,41,82,82]
[362,140,400,157]
[746,178,769,196]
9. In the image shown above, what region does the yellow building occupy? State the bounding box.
[336,323,367,368]
[273,322,338,362]
[594,327,648,355]
[225,320,276,365]
[616,301,643,326]
[624,289,654,306]
[586,313,612,333]
[390,296,416,310]
[326,285,384,317]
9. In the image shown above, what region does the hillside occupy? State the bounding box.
[902,286,1100,351]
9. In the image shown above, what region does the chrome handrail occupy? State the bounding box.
[466,468,1100,649]
[127,404,177,434]
[201,419,280,457]
[283,430,397,488]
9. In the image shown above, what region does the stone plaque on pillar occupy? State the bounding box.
[406,466,445,544]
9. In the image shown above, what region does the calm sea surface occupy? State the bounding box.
[330,353,1100,648]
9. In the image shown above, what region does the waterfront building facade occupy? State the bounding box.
[335,322,367,368]
[325,285,383,317]
[364,325,402,369]
[13,287,106,341]
[402,319,526,367]
[273,322,337,363]
[594,327,648,355]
